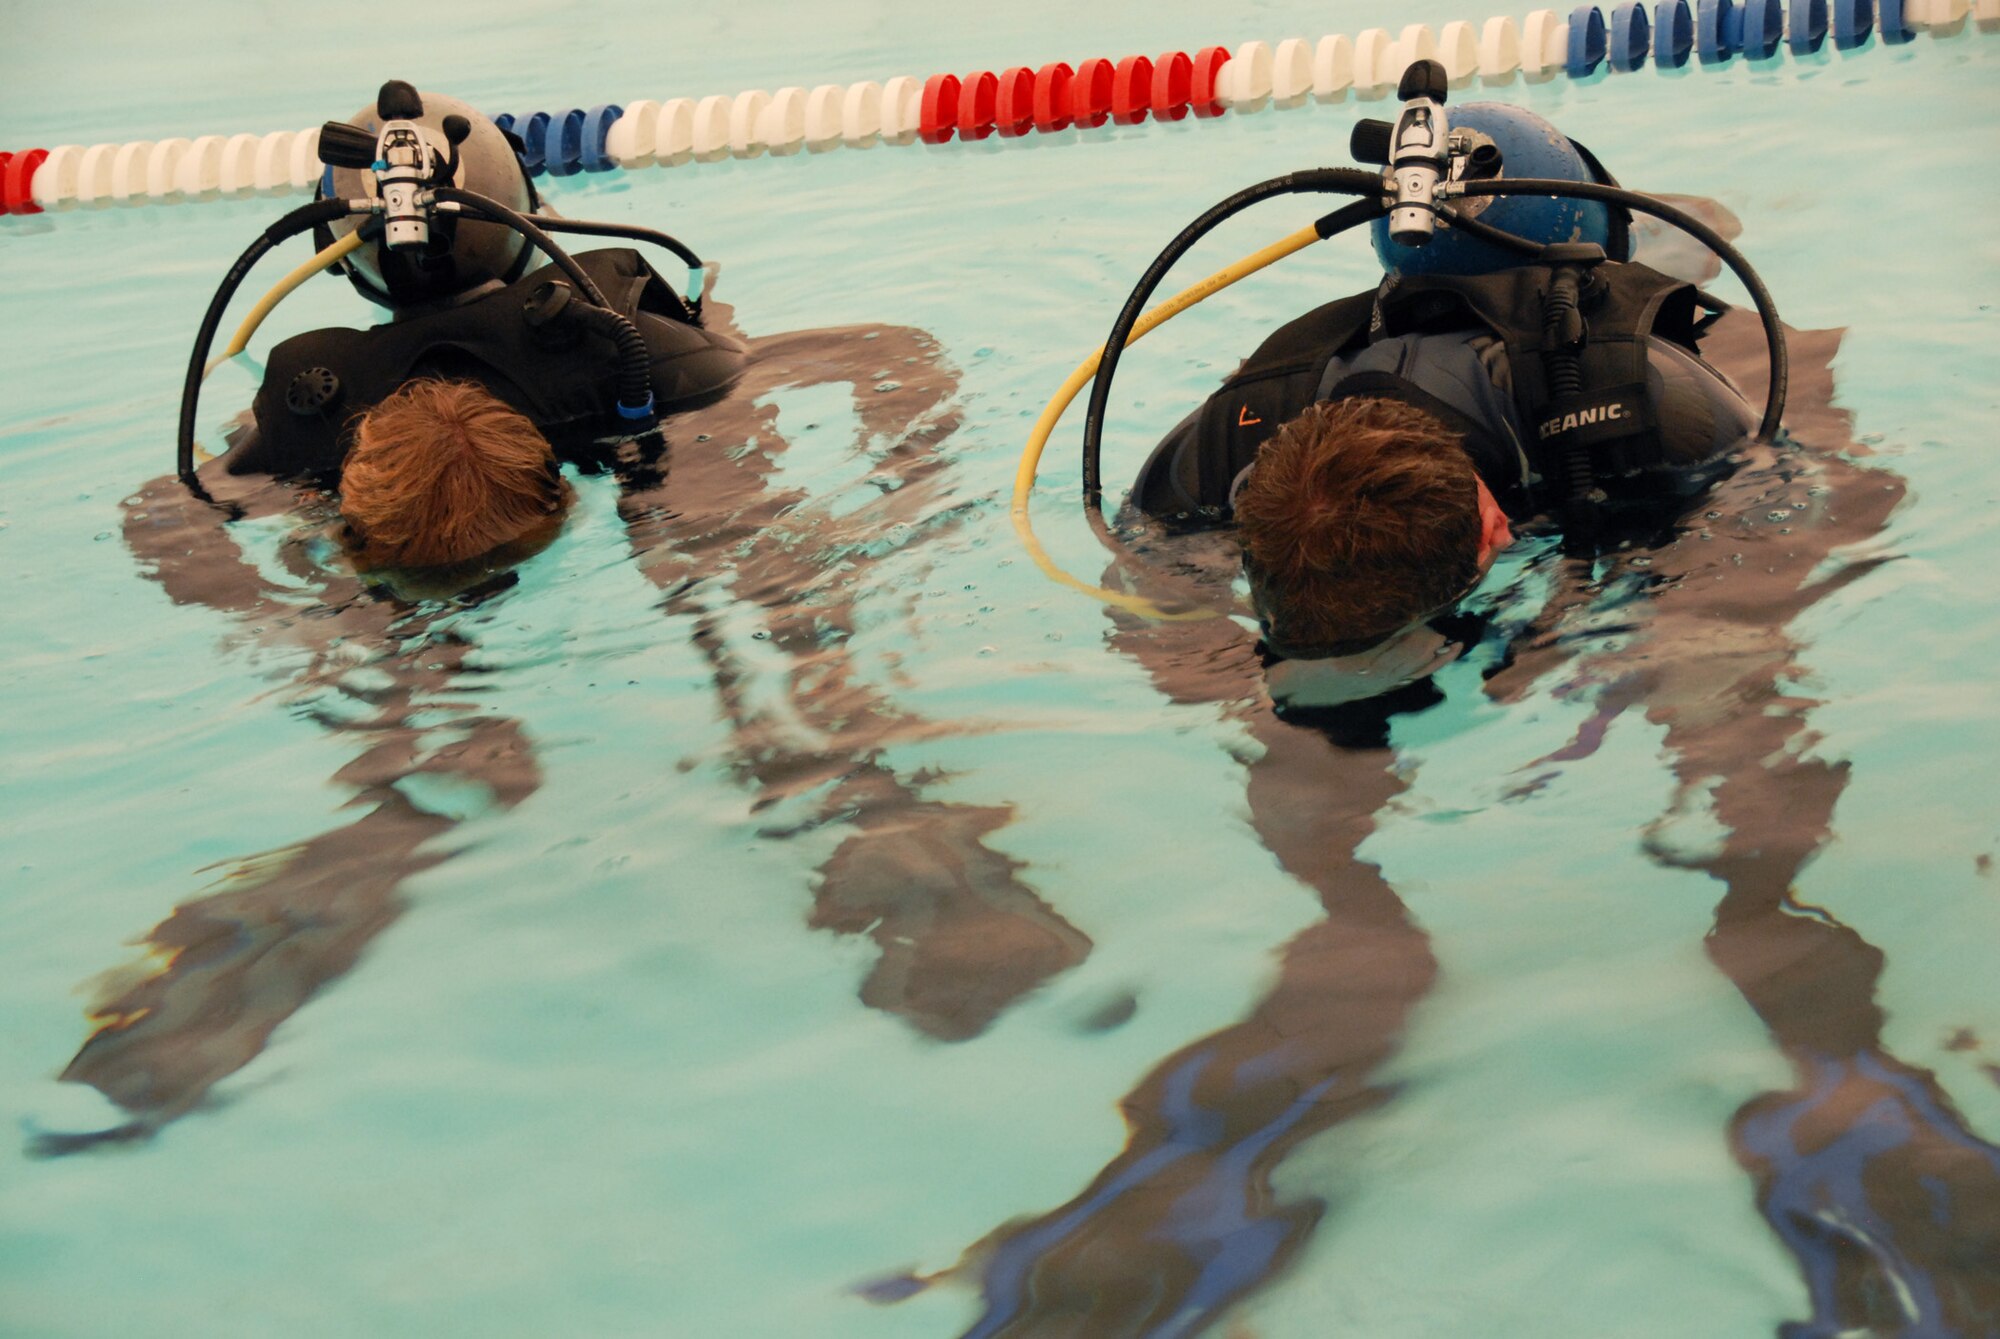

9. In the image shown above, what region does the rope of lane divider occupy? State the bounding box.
[5,1,1992,217]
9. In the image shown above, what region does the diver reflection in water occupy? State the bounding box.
[33,94,1083,1158]
[939,190,2000,1336]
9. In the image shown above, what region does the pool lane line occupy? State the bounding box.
[4,0,1994,218]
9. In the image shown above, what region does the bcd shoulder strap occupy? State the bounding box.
[1191,290,1377,502]
[245,249,678,481]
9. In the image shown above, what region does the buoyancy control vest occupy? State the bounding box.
[229,248,747,483]
[1130,260,1753,525]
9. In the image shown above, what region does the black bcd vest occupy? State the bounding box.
[1179,260,1715,517]
[231,248,747,484]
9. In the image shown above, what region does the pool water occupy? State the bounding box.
[3,3,1997,1336]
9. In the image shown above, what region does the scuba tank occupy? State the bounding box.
[174,80,714,493]
[1370,101,1630,278]
[314,84,539,310]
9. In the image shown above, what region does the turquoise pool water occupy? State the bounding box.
[3,3,1997,1335]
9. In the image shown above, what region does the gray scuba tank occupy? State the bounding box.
[319,88,536,310]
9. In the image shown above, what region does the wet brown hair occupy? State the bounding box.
[338,380,563,570]
[1234,397,1482,653]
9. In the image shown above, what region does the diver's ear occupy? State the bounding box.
[1473,477,1514,570]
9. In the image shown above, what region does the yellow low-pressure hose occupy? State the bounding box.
[202,230,366,378]
[1011,222,1325,621]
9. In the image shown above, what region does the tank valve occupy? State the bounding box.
[1384,59,1450,249]
[373,121,441,251]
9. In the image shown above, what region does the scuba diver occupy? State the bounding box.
[1126,96,1756,683]
[34,84,1086,1155]
[935,67,2000,1338]
[178,81,743,575]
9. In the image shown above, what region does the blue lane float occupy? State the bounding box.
[1568,5,1610,73]
[1834,0,1875,46]
[1656,0,1697,63]
[1790,0,1830,50]
[542,108,586,177]
[1698,0,1741,59]
[1742,0,1786,55]
[495,110,551,175]
[1612,2,1653,67]
[1879,0,1918,41]
[579,105,624,173]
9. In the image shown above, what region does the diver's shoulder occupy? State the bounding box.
[1232,289,1377,379]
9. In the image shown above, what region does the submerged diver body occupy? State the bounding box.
[34,91,1084,1155]
[933,106,2000,1336]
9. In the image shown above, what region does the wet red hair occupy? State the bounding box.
[339,380,561,569]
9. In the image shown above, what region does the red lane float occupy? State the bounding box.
[2,149,48,216]
[919,73,961,143]
[1190,45,1232,117]
[956,69,1000,141]
[995,66,1036,137]
[1112,55,1155,124]
[1071,57,1116,128]
[1032,62,1074,132]
[1151,50,1195,121]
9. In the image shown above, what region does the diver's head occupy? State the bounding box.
[1233,397,1512,660]
[319,87,535,309]
[338,380,569,572]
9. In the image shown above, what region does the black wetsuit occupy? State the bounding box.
[1131,261,1755,528]
[224,248,746,484]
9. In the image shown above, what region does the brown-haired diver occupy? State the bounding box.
[915,79,2000,1334]
[32,85,1085,1155]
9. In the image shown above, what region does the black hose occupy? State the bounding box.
[1435,205,1544,258]
[1080,197,1386,583]
[1542,265,1599,547]
[434,188,655,422]
[565,300,656,419]
[529,215,703,315]
[1080,169,1383,507]
[1455,177,1787,441]
[177,197,357,488]
[433,187,613,312]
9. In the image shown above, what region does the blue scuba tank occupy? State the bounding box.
[1372,102,1617,278]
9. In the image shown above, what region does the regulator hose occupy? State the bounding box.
[206,230,368,377]
[562,296,657,423]
[429,188,656,423]
[177,196,358,488]
[528,215,705,318]
[1434,205,1545,258]
[1011,220,1351,621]
[1454,177,1787,440]
[433,186,614,312]
[1541,262,1596,545]
[1081,168,1382,505]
